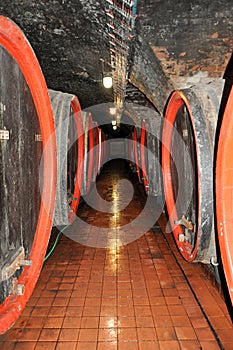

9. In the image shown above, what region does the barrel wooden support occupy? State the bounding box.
[0,17,57,334]
[140,117,162,196]
[216,85,233,305]
[49,89,84,226]
[162,81,224,263]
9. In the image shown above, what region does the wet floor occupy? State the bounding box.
[0,159,232,350]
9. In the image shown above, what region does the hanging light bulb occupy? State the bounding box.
[110,107,116,115]
[103,75,113,89]
[112,120,117,126]
[100,58,113,89]
[113,125,117,130]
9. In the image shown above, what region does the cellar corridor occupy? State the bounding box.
[0,160,233,350]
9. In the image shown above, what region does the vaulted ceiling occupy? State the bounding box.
[0,0,233,128]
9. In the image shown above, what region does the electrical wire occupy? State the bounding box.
[43,224,70,262]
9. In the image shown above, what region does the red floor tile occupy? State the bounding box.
[118,327,137,341]
[98,328,118,341]
[62,316,81,328]
[156,327,177,341]
[159,340,180,350]
[14,342,36,350]
[118,341,139,349]
[20,328,41,342]
[179,340,202,350]
[38,329,60,342]
[34,342,57,350]
[137,327,157,341]
[118,316,136,328]
[76,341,97,350]
[138,341,159,350]
[199,341,222,350]
[97,341,117,349]
[59,329,79,342]
[175,327,197,340]
[153,315,173,327]
[56,342,77,350]
[78,328,98,342]
[0,342,16,350]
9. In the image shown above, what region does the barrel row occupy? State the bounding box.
[49,90,106,226]
[126,80,233,307]
[0,17,107,334]
[127,118,162,198]
[161,80,233,307]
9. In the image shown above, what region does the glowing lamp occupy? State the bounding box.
[103,76,113,89]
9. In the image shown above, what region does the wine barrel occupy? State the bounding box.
[93,121,100,179]
[216,85,233,305]
[101,131,108,167]
[140,120,149,193]
[48,89,84,226]
[162,81,224,263]
[140,117,162,196]
[127,129,135,172]
[133,126,142,183]
[98,128,104,174]
[0,17,57,334]
[82,112,94,195]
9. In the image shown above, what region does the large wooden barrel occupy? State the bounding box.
[133,126,142,183]
[98,128,104,175]
[162,81,224,263]
[216,85,233,305]
[0,17,57,333]
[93,121,100,179]
[140,116,162,196]
[127,130,134,171]
[82,112,95,195]
[48,89,84,226]
[100,131,108,168]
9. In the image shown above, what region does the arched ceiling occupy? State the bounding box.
[0,0,233,121]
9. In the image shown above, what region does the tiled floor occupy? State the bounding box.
[0,159,232,350]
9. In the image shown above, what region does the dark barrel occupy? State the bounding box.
[162,81,224,263]
[48,89,84,226]
[127,129,134,171]
[0,17,57,333]
[82,112,95,195]
[140,116,162,196]
[100,131,108,169]
[216,85,233,305]
[98,128,104,175]
[133,126,142,183]
[93,121,100,180]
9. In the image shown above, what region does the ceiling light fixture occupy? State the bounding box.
[103,75,113,89]
[100,58,113,89]
[110,107,116,115]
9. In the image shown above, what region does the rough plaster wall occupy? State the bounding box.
[130,0,233,113]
